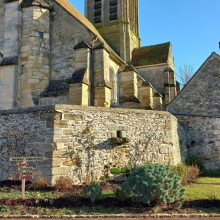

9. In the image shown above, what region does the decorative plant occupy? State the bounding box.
[123,164,186,207]
[34,176,48,190]
[83,180,102,202]
[171,164,200,185]
[54,176,73,191]
[186,155,204,171]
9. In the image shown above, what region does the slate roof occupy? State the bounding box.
[69,69,88,84]
[120,96,140,103]
[132,42,171,66]
[21,0,50,9]
[74,41,91,50]
[40,79,70,97]
[0,56,17,66]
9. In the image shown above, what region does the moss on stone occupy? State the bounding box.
[133,42,170,66]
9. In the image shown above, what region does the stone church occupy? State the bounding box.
[0,0,179,110]
[0,0,219,183]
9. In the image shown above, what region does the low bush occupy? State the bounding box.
[110,168,121,175]
[113,187,127,201]
[121,167,130,174]
[110,167,130,175]
[123,164,185,207]
[186,155,204,171]
[54,176,73,191]
[0,205,10,212]
[171,164,200,185]
[83,181,102,202]
[34,176,48,190]
[187,165,200,183]
[201,169,220,177]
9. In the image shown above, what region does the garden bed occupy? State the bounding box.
[0,178,220,216]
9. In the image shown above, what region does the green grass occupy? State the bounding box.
[185,177,220,201]
[0,188,62,200]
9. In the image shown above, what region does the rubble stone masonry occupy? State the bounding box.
[174,113,220,170]
[0,105,184,184]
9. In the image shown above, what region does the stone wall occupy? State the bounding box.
[167,53,220,115]
[0,105,184,184]
[0,0,4,50]
[173,113,220,170]
[0,0,21,110]
[20,6,50,107]
[50,1,94,80]
[1,0,21,57]
[136,64,167,95]
[0,65,16,109]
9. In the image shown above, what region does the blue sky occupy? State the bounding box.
[70,0,220,73]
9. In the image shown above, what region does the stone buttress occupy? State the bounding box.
[20,0,51,107]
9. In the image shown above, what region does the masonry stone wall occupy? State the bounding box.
[1,1,21,57]
[0,0,4,50]
[167,53,220,115]
[174,114,220,170]
[136,64,167,95]
[20,6,50,107]
[0,105,184,184]
[0,0,21,110]
[0,65,16,109]
[50,2,94,80]
[167,44,175,72]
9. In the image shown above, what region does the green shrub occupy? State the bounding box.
[110,168,121,174]
[186,155,204,171]
[201,169,220,177]
[113,187,127,201]
[123,164,185,207]
[83,181,102,202]
[0,205,9,212]
[121,167,130,174]
[171,164,188,185]
[99,175,110,181]
[171,164,200,185]
[110,167,130,175]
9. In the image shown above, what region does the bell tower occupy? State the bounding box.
[85,0,141,62]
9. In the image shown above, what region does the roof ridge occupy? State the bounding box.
[167,52,220,107]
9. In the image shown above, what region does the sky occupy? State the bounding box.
[70,0,220,73]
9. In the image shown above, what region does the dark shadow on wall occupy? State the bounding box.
[0,107,55,184]
[177,121,189,164]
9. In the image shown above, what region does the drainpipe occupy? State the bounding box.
[90,35,98,106]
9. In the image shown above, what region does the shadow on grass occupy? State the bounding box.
[183,200,220,213]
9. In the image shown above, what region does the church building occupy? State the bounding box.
[0,0,179,110]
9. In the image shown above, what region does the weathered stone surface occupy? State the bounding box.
[173,114,220,170]
[0,105,184,184]
[167,53,220,115]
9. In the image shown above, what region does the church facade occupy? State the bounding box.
[0,0,220,183]
[0,0,178,111]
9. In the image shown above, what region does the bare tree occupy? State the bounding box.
[177,63,194,88]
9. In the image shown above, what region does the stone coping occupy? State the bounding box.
[172,112,220,118]
[0,105,174,118]
[0,213,220,218]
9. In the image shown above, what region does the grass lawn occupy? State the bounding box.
[0,177,220,216]
[185,177,220,201]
